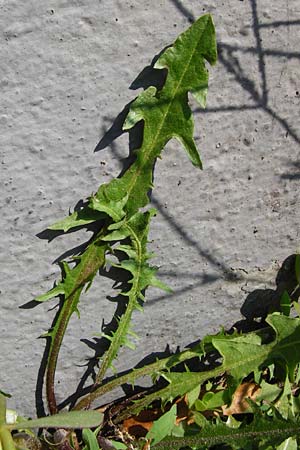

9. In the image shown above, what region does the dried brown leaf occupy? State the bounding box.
[222,382,261,416]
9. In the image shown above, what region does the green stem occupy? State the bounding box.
[74,342,206,411]
[74,223,148,409]
[115,327,274,422]
[97,300,137,386]
[46,240,106,415]
[0,394,6,425]
[153,425,300,450]
[116,365,223,423]
[0,427,16,450]
[74,325,272,411]
[46,289,83,415]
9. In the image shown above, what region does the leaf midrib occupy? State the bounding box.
[119,329,298,419]
[125,18,209,204]
[95,223,143,384]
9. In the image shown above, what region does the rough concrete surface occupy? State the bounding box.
[1,0,299,417]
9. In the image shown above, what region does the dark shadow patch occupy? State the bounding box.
[240,254,300,322]
[168,0,195,23]
[281,160,300,181]
[32,5,300,417]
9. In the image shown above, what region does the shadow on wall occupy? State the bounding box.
[93,0,300,305]
[56,254,300,411]
[31,1,300,415]
[281,160,300,181]
[238,253,300,324]
[37,0,300,305]
[171,0,300,145]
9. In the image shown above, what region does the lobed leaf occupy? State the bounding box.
[117,314,300,420]
[49,14,217,231]
[49,209,104,232]
[94,210,170,386]
[37,14,217,414]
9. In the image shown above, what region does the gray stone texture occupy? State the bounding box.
[1,0,299,417]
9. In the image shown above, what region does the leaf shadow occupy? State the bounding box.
[36,200,106,244]
[236,254,300,327]
[93,55,168,184]
[168,0,195,23]
[37,51,169,250]
[58,254,299,412]
[31,53,189,416]
[32,1,300,416]
[281,160,300,181]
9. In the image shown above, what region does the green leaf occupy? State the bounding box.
[275,375,293,420]
[266,314,300,381]
[82,429,100,450]
[36,241,107,303]
[51,14,217,230]
[293,301,300,317]
[74,337,211,411]
[212,314,300,385]
[37,14,217,413]
[192,411,209,428]
[194,390,226,411]
[146,404,177,446]
[36,240,107,414]
[226,415,242,429]
[277,437,298,450]
[280,291,291,316]
[109,442,127,450]
[89,187,128,222]
[7,411,103,430]
[49,208,104,232]
[153,414,300,450]
[35,284,64,302]
[212,331,264,384]
[120,14,216,215]
[120,314,300,420]
[93,210,171,386]
[187,385,201,408]
[257,380,282,404]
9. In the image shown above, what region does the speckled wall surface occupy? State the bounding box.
[1,0,299,417]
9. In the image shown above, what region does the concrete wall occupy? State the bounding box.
[1,0,299,417]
